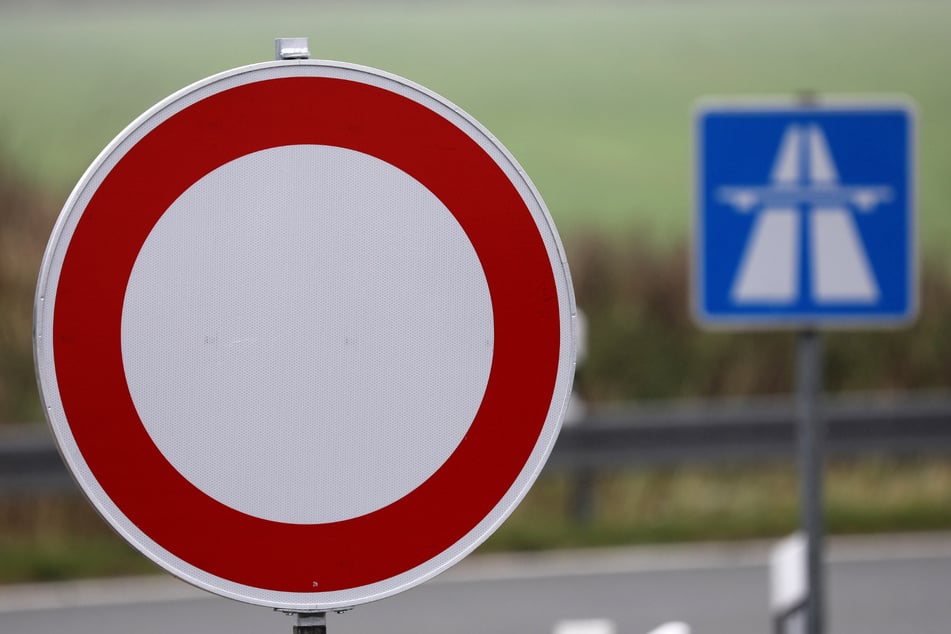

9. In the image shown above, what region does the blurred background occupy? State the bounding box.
[2,0,951,597]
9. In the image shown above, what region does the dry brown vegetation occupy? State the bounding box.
[566,231,951,403]
[0,161,56,423]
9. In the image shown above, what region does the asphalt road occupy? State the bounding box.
[2,534,951,634]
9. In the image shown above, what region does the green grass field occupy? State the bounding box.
[2,1,951,244]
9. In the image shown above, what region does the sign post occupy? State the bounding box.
[694,97,916,634]
[796,329,824,634]
[34,38,577,624]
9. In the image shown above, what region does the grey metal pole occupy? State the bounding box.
[796,329,825,634]
[293,612,327,634]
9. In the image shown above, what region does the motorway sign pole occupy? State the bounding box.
[796,91,825,634]
[796,329,824,634]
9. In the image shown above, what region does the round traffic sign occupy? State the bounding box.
[34,60,576,610]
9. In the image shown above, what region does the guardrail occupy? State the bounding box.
[550,391,951,470]
[3,392,951,494]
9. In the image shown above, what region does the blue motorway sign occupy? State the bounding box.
[693,100,916,328]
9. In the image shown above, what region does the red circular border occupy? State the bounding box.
[52,74,560,593]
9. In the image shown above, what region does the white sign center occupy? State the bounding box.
[121,144,493,524]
